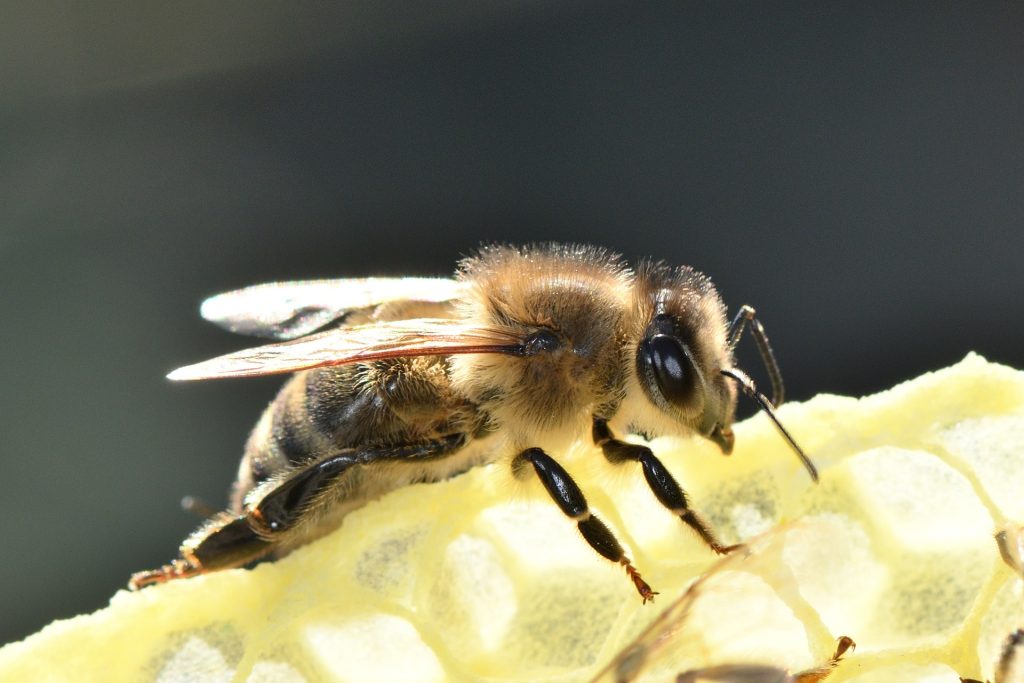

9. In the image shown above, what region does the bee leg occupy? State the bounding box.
[792,635,856,683]
[593,418,739,555]
[248,434,465,535]
[130,454,360,593]
[247,453,360,534]
[514,447,658,603]
[129,513,274,590]
[676,637,854,682]
[675,664,791,682]
[129,454,367,591]
[130,434,467,590]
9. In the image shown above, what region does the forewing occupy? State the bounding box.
[199,277,465,340]
[167,318,522,380]
[591,520,853,683]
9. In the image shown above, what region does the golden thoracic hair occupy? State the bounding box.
[455,243,632,324]
[450,244,634,447]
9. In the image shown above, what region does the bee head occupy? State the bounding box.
[630,264,737,453]
[635,310,737,452]
[630,262,817,481]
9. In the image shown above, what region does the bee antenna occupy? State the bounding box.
[721,367,819,483]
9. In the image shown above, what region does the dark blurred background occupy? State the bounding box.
[2,1,1023,645]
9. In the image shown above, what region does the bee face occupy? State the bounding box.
[630,265,737,452]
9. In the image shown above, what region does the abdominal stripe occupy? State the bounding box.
[273,408,312,467]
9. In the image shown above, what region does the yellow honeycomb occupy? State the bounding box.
[1,353,1022,682]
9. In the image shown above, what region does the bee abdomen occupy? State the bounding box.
[236,360,476,510]
[265,367,379,473]
[303,369,388,449]
[272,403,315,468]
[233,373,332,507]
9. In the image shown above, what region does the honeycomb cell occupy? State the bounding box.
[246,661,307,683]
[155,637,233,683]
[423,533,518,658]
[781,514,887,646]
[976,577,1024,683]
[935,415,1024,520]
[304,615,445,683]
[842,446,993,552]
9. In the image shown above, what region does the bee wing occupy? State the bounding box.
[198,277,465,340]
[167,317,523,381]
[592,521,853,683]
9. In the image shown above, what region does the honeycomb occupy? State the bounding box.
[1,353,1021,682]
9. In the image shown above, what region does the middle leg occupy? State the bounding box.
[592,418,738,555]
[514,447,657,603]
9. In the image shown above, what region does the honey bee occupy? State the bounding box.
[129,244,816,597]
[589,521,855,683]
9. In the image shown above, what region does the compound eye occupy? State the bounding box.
[638,333,701,409]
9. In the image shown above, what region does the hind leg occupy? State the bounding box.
[129,435,464,590]
[129,513,274,589]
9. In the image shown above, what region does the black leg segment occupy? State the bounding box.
[249,433,466,535]
[516,446,657,602]
[577,516,626,563]
[188,513,275,570]
[593,419,737,555]
[250,454,358,534]
[518,447,588,518]
[128,512,275,590]
[129,433,467,590]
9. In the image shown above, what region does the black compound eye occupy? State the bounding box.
[638,333,700,408]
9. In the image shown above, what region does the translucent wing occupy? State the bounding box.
[167,317,522,381]
[591,520,855,683]
[198,277,465,340]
